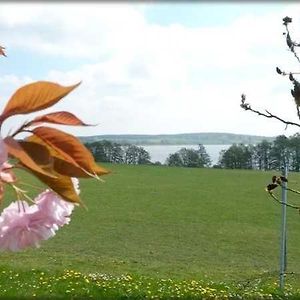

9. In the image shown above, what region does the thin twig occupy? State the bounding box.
[241,100,300,129]
[281,185,300,195]
[268,191,300,209]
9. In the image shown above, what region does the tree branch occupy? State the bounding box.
[240,94,300,129]
[284,21,300,64]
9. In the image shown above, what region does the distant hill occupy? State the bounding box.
[79,132,275,145]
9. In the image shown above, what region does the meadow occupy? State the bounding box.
[1,164,300,299]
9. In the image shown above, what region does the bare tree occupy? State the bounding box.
[241,16,300,212]
[241,16,300,130]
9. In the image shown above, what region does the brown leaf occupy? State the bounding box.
[27,111,91,127]
[18,138,81,203]
[1,81,80,121]
[4,137,56,178]
[26,134,96,178]
[18,140,52,167]
[30,165,82,204]
[29,128,109,177]
[0,46,6,57]
[53,157,95,178]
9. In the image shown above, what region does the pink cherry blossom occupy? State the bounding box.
[0,201,56,251]
[0,179,79,251]
[0,137,7,166]
[35,190,75,227]
[0,137,16,199]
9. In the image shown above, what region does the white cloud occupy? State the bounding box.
[0,2,300,137]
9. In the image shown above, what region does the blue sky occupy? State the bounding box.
[0,2,299,137]
[145,3,287,27]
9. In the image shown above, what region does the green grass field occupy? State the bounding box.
[1,164,300,299]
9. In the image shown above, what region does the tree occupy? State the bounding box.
[253,139,272,170]
[240,16,300,216]
[240,16,300,135]
[198,144,212,167]
[137,147,151,164]
[85,140,124,163]
[219,143,253,169]
[166,153,183,167]
[166,145,211,168]
[288,133,300,172]
[269,135,290,171]
[124,145,151,165]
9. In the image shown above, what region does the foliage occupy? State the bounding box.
[0,48,108,205]
[0,46,108,251]
[219,143,253,169]
[85,140,124,163]
[124,145,151,165]
[85,140,151,165]
[166,144,211,168]
[218,135,300,171]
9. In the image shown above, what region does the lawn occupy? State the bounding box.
[1,164,300,299]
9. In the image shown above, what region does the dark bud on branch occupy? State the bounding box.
[286,33,294,51]
[283,16,292,25]
[276,67,282,75]
[289,73,294,81]
[240,94,250,110]
[267,183,278,192]
[280,176,288,183]
[292,79,300,106]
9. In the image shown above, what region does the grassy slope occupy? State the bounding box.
[1,164,300,286]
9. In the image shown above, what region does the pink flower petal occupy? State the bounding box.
[0,169,16,183]
[0,201,56,252]
[35,190,74,227]
[0,175,79,252]
[0,137,7,166]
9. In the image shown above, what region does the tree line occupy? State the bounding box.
[85,134,300,171]
[85,140,212,168]
[217,134,300,171]
[85,140,151,165]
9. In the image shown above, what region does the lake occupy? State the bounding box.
[142,144,231,165]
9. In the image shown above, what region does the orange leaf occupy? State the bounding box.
[18,140,52,167]
[30,165,82,204]
[53,157,95,178]
[19,138,81,203]
[1,81,80,121]
[31,127,109,177]
[26,135,96,178]
[4,137,56,178]
[0,46,6,57]
[27,111,91,127]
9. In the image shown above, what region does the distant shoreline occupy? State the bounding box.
[79,132,274,146]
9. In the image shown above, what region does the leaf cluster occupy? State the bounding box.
[0,50,108,204]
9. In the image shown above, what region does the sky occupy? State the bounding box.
[0,2,300,138]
